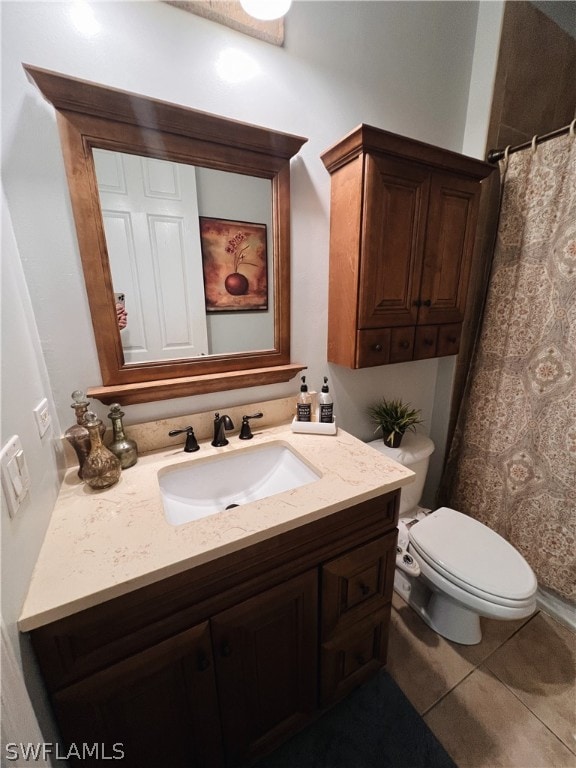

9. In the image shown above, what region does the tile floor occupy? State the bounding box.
[386,592,576,768]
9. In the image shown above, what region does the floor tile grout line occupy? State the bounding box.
[484,659,576,757]
[419,612,543,718]
[422,662,576,761]
[420,664,479,717]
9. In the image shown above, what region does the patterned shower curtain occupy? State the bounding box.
[443,131,576,603]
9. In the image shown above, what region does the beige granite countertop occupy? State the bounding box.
[19,424,413,632]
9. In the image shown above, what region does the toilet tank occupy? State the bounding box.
[367,433,435,516]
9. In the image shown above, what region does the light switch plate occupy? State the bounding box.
[1,435,31,518]
[33,397,51,437]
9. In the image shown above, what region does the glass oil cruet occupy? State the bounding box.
[65,390,104,479]
[107,403,138,469]
[82,411,122,490]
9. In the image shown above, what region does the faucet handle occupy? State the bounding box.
[168,426,200,453]
[239,412,263,440]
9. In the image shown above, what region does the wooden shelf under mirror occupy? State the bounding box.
[87,365,307,406]
[24,64,307,404]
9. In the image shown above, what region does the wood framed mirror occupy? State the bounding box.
[24,64,307,404]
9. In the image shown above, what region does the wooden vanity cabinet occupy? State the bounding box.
[320,534,396,705]
[321,125,494,368]
[29,491,399,767]
[52,622,222,768]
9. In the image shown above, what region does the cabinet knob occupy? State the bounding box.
[356,654,366,667]
[221,643,232,658]
[359,582,371,596]
[372,343,383,352]
[413,299,422,308]
[424,338,434,346]
[422,299,432,307]
[197,654,210,672]
[399,341,410,349]
[447,336,457,344]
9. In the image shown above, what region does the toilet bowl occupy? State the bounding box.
[368,434,537,644]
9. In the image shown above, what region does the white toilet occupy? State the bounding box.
[369,433,537,645]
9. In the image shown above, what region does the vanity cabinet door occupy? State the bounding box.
[52,622,223,768]
[211,569,318,767]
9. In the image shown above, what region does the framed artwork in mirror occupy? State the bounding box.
[200,218,268,312]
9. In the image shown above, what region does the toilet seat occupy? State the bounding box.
[408,507,537,607]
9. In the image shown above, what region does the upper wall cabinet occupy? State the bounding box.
[321,126,494,368]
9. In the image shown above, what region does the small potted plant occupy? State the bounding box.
[367,397,423,448]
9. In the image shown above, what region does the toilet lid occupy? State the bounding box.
[409,507,537,601]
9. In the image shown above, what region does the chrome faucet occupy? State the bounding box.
[212,413,234,447]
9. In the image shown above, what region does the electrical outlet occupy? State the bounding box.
[33,398,51,437]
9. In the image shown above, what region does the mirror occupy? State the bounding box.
[93,149,275,362]
[24,64,307,404]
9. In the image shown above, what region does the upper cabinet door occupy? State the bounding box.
[358,154,430,329]
[418,172,480,326]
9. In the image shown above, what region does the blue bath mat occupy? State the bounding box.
[251,670,457,768]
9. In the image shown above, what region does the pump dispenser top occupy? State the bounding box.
[296,376,312,422]
[319,376,334,423]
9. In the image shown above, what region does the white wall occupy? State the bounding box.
[1,189,65,753]
[2,0,480,435]
[1,0,504,746]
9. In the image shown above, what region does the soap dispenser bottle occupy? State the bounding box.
[318,377,334,423]
[82,411,122,489]
[297,376,312,422]
[107,403,138,469]
[65,390,104,479]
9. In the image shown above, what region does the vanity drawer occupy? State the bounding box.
[320,608,390,706]
[355,329,391,367]
[414,325,439,359]
[437,323,461,356]
[321,531,397,640]
[389,327,415,363]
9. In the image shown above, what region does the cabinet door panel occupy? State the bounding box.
[359,155,430,328]
[419,173,479,325]
[211,569,318,766]
[53,622,222,768]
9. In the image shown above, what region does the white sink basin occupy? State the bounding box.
[158,442,321,526]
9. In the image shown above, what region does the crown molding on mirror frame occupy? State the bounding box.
[165,1,285,46]
[24,64,307,406]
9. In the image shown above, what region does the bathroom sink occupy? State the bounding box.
[158,442,321,525]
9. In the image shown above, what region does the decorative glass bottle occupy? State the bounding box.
[107,403,138,469]
[82,411,122,489]
[65,390,104,479]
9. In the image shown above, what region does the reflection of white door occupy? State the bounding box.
[93,149,209,363]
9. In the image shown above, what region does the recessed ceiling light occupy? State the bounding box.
[239,0,292,21]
